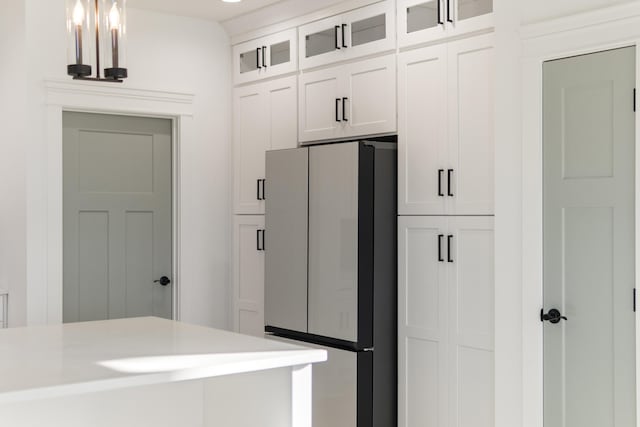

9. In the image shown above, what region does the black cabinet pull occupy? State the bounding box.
[256,47,261,69]
[438,169,444,196]
[257,179,261,200]
[438,234,444,262]
[437,0,443,24]
[336,98,341,122]
[262,229,265,250]
[446,0,454,23]
[341,24,347,48]
[262,46,267,68]
[447,235,453,262]
[342,97,348,122]
[335,26,341,49]
[256,229,261,251]
[447,169,454,196]
[261,179,266,200]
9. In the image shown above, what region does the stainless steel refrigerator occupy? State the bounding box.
[264,140,397,427]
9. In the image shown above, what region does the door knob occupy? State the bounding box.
[540,308,567,324]
[153,276,171,286]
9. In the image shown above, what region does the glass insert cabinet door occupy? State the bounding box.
[233,28,297,85]
[456,0,492,21]
[304,15,387,59]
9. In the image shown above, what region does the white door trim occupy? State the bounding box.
[30,79,195,325]
[519,5,640,427]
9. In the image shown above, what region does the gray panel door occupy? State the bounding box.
[308,142,359,342]
[265,147,309,333]
[543,47,636,427]
[63,112,172,322]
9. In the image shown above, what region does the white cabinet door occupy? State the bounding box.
[234,76,297,214]
[398,44,448,215]
[446,216,494,427]
[299,65,345,143]
[233,215,265,337]
[398,216,448,427]
[398,0,493,48]
[233,28,298,85]
[447,34,494,215]
[398,216,494,427]
[344,54,397,138]
[299,1,395,70]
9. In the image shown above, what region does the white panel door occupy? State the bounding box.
[447,33,494,215]
[543,47,636,427]
[233,215,265,337]
[234,84,269,214]
[398,44,448,215]
[63,112,172,323]
[344,54,397,138]
[398,216,448,427]
[446,216,494,427]
[299,65,344,143]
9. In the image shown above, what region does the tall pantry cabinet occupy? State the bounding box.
[397,31,495,427]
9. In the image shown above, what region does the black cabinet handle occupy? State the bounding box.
[257,179,261,200]
[262,46,267,68]
[335,26,341,49]
[446,0,454,23]
[447,169,454,197]
[342,24,347,48]
[437,0,443,24]
[438,169,444,196]
[256,47,261,69]
[261,179,266,200]
[447,235,453,263]
[336,98,341,122]
[438,234,444,262]
[256,229,265,251]
[342,97,348,122]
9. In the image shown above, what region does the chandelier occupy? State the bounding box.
[66,0,128,82]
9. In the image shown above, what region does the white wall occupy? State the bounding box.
[2,0,232,329]
[522,0,636,23]
[0,0,28,327]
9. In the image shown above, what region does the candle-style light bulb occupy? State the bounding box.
[109,3,121,69]
[72,0,84,64]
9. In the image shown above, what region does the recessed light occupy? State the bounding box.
[222,0,242,3]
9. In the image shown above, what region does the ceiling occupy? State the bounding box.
[127,0,286,22]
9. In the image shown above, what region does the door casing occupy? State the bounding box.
[520,7,640,427]
[30,81,194,325]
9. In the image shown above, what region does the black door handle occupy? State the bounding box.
[342,97,348,122]
[447,169,454,196]
[447,235,453,263]
[262,46,267,68]
[438,234,444,262]
[256,47,261,69]
[153,276,171,286]
[438,169,444,196]
[336,98,341,122]
[540,308,568,323]
[335,26,341,49]
[342,24,347,48]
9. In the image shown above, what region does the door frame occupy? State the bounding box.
[519,5,640,427]
[28,79,194,325]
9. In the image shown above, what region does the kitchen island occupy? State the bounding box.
[0,317,326,427]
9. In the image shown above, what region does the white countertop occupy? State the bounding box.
[0,317,326,404]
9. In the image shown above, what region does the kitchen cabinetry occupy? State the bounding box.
[397,0,493,47]
[298,1,395,70]
[232,215,265,337]
[298,53,396,143]
[233,75,297,214]
[232,28,297,85]
[398,215,494,427]
[398,33,494,215]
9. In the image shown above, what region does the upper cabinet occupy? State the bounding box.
[398,0,493,47]
[398,34,494,215]
[233,28,298,85]
[234,76,298,214]
[299,54,397,143]
[298,1,396,70]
